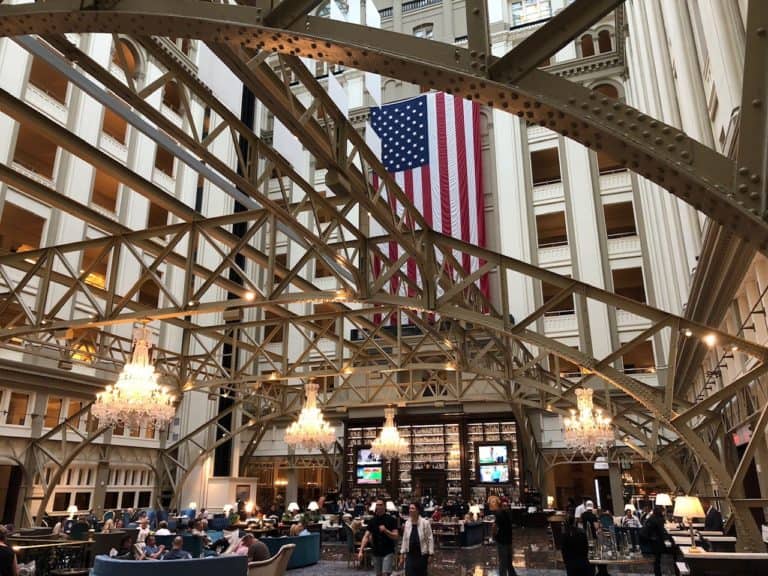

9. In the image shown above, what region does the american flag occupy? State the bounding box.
[369,92,487,311]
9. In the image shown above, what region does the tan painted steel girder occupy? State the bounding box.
[0,0,765,251]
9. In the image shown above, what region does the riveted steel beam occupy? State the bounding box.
[0,2,764,251]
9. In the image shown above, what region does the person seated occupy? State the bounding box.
[101,519,115,533]
[290,521,311,536]
[140,535,165,560]
[620,508,641,550]
[248,539,271,562]
[113,535,135,559]
[234,533,255,556]
[191,520,212,547]
[431,506,442,522]
[155,521,172,535]
[163,536,192,560]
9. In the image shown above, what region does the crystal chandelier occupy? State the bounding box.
[284,380,335,450]
[563,387,613,453]
[371,407,409,459]
[92,326,176,428]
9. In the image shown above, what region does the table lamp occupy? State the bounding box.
[67,505,78,519]
[655,493,672,507]
[624,503,635,512]
[188,501,198,511]
[672,496,705,552]
[386,501,398,513]
[308,501,320,512]
[287,502,300,513]
[245,500,255,514]
[469,504,482,521]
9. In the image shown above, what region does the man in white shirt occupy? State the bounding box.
[574,498,586,519]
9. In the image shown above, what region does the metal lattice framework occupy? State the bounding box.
[0,0,766,550]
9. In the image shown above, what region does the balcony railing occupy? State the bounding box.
[380,0,441,18]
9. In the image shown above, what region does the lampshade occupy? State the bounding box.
[67,505,78,518]
[673,496,705,519]
[308,501,319,511]
[223,504,233,514]
[369,502,377,512]
[655,493,673,507]
[188,501,198,510]
[469,504,482,515]
[386,501,398,512]
[287,502,300,513]
[624,503,636,512]
[244,500,255,514]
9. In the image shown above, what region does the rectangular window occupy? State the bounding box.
[541,281,575,315]
[74,492,91,510]
[536,211,568,247]
[52,492,70,512]
[28,56,68,104]
[597,150,624,174]
[0,202,46,255]
[104,491,119,509]
[622,340,656,374]
[154,146,175,177]
[81,246,109,290]
[137,491,151,508]
[263,310,284,343]
[120,491,136,508]
[44,397,63,428]
[603,201,637,238]
[145,420,156,439]
[530,148,561,185]
[92,170,120,213]
[66,400,84,428]
[102,107,127,143]
[147,202,169,229]
[13,123,58,179]
[7,392,29,425]
[612,267,646,303]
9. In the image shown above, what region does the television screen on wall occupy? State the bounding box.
[356,447,383,485]
[477,443,510,484]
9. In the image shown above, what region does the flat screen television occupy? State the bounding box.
[356,447,383,485]
[477,443,510,484]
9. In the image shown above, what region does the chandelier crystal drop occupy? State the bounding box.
[92,326,176,429]
[563,387,613,453]
[371,407,409,459]
[284,381,335,450]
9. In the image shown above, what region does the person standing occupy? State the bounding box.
[574,497,587,520]
[489,496,517,576]
[702,499,723,532]
[560,516,594,576]
[641,506,669,576]
[0,526,19,576]
[359,499,399,576]
[399,502,434,576]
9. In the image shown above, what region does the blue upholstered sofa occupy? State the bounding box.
[91,554,247,576]
[261,533,320,569]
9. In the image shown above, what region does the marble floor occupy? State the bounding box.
[292,528,669,576]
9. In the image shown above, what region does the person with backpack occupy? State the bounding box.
[560,515,594,576]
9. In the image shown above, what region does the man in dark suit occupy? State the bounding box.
[702,498,723,531]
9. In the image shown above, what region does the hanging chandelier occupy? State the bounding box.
[92,326,176,429]
[371,407,409,459]
[563,387,613,453]
[284,380,335,450]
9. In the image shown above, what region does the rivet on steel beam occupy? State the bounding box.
[753,99,763,108]
[739,184,749,194]
[757,27,766,36]
[750,192,760,200]
[738,166,750,176]
[751,174,761,183]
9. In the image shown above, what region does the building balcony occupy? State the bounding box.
[25,84,68,125]
[615,309,651,330]
[607,234,640,258]
[598,169,631,194]
[153,168,175,192]
[543,312,578,336]
[538,243,570,267]
[100,132,129,163]
[533,181,564,204]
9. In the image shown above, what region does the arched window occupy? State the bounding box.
[111,38,139,78]
[598,30,612,53]
[580,34,595,57]
[593,83,619,99]
[413,23,434,39]
[162,81,182,115]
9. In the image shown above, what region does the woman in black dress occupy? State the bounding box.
[560,515,594,576]
[398,502,434,576]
